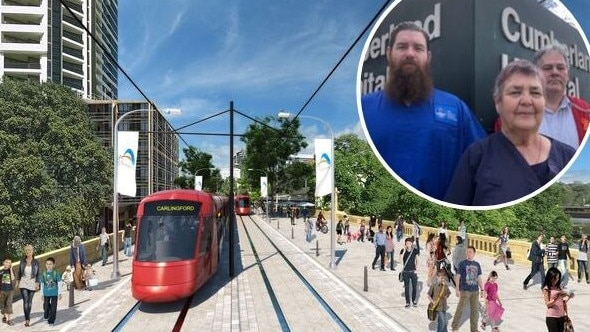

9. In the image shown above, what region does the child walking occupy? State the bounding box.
[61,265,73,291]
[41,257,62,327]
[82,263,96,291]
[481,270,503,331]
[427,269,451,332]
[0,258,15,326]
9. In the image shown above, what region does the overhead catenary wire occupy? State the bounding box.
[286,0,393,126]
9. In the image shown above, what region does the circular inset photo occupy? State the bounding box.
[357,0,590,209]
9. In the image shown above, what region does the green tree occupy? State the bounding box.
[0,79,111,258]
[174,146,222,193]
[512,185,571,240]
[240,116,307,198]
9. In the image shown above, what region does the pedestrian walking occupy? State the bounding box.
[428,269,451,332]
[493,227,510,270]
[124,222,134,257]
[546,236,558,269]
[336,219,344,244]
[69,236,88,290]
[437,221,448,244]
[425,233,437,286]
[305,217,313,242]
[577,235,588,283]
[543,267,574,332]
[41,257,62,327]
[395,214,404,243]
[524,233,546,290]
[61,266,73,291]
[400,237,420,308]
[82,264,96,291]
[385,226,396,270]
[452,236,467,274]
[17,244,40,327]
[451,245,484,332]
[557,235,572,288]
[457,220,467,243]
[0,257,15,326]
[371,225,386,271]
[99,227,109,266]
[412,220,422,252]
[343,215,350,235]
[358,220,366,242]
[481,271,504,332]
[290,205,296,225]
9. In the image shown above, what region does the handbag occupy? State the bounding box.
[88,278,98,287]
[505,248,512,259]
[564,315,574,332]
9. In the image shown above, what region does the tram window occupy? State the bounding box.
[136,214,199,262]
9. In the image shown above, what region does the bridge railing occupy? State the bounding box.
[322,211,580,271]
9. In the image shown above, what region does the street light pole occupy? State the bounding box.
[193,167,215,191]
[277,112,336,269]
[111,107,181,279]
[248,168,269,222]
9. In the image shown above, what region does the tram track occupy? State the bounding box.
[111,295,194,332]
[239,215,351,332]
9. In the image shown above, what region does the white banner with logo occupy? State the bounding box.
[261,176,268,198]
[194,175,203,191]
[117,131,139,197]
[314,138,333,197]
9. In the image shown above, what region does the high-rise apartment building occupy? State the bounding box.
[0,0,118,99]
[86,100,180,224]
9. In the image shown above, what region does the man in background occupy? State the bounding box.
[534,44,590,149]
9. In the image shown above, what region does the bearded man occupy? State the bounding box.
[361,21,485,200]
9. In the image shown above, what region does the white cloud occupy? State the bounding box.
[559,170,590,184]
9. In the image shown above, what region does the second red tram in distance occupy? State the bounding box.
[131,189,228,302]
[234,194,251,215]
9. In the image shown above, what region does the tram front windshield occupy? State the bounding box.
[136,201,201,262]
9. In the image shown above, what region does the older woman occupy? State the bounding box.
[16,244,40,327]
[70,236,88,290]
[444,60,575,206]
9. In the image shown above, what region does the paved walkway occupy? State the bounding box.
[268,214,590,332]
[4,214,589,331]
[5,252,133,332]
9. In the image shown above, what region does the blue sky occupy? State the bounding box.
[118,0,590,183]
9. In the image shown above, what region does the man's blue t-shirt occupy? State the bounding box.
[457,259,482,292]
[361,89,485,200]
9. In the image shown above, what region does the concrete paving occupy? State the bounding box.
[4,213,589,331]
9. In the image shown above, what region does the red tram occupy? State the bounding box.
[131,189,228,302]
[234,194,251,216]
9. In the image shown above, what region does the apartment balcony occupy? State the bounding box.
[62,46,83,60]
[4,60,41,69]
[2,64,42,78]
[1,2,44,16]
[61,0,83,15]
[62,29,83,44]
[0,42,44,54]
[63,14,84,31]
[62,64,84,79]
[1,23,44,34]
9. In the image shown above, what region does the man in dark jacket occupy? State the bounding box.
[523,233,545,290]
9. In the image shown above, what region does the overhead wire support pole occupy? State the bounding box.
[229,101,235,278]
